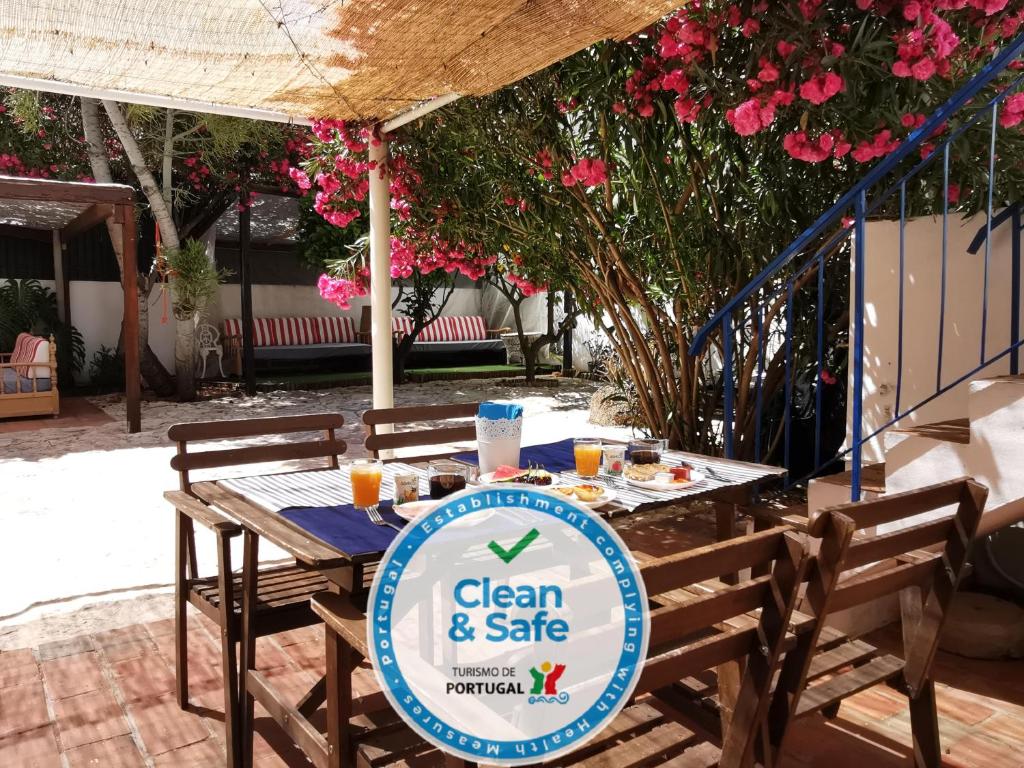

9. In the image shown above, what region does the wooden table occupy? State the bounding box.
[190,449,785,767]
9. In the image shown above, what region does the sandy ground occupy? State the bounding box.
[0,378,633,638]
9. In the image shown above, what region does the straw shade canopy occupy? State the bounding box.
[0,0,683,125]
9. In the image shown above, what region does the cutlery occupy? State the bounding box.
[365,505,404,533]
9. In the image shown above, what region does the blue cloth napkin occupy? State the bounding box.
[454,438,576,473]
[478,401,524,420]
[279,501,411,557]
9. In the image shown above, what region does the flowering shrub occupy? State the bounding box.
[627,0,1024,168]
[298,118,544,318]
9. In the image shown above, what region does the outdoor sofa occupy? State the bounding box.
[358,306,508,355]
[222,316,370,373]
[0,333,58,419]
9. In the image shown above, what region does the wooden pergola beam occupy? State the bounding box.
[0,176,134,205]
[61,203,115,241]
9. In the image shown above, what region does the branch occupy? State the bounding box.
[103,100,181,251]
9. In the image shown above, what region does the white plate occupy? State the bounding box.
[626,470,706,492]
[477,471,562,488]
[550,486,618,509]
[391,499,440,521]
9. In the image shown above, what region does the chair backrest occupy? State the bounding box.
[635,526,812,768]
[770,477,987,735]
[168,413,347,492]
[362,403,479,463]
[195,323,219,348]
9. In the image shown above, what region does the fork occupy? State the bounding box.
[365,505,404,533]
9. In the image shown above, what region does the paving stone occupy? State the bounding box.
[40,652,106,700]
[0,648,39,690]
[946,732,1022,766]
[0,724,61,768]
[52,688,130,750]
[64,734,145,767]
[112,654,176,703]
[151,737,225,766]
[102,637,157,664]
[984,713,1024,750]
[144,619,176,638]
[128,692,210,757]
[92,624,152,649]
[37,636,94,661]
[0,682,50,738]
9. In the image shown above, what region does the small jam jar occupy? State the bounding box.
[602,445,626,477]
[392,473,420,505]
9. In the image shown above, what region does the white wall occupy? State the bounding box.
[852,211,1022,462]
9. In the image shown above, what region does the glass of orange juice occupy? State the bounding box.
[350,458,383,509]
[574,438,602,478]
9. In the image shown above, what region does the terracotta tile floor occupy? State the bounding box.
[0,603,1021,768]
[0,396,113,434]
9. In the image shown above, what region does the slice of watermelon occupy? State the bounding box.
[491,465,527,481]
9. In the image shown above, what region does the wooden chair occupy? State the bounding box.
[767,477,988,768]
[362,402,480,464]
[305,524,814,768]
[164,413,347,767]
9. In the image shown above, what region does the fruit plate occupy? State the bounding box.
[477,471,562,488]
[391,499,440,521]
[551,486,618,509]
[626,470,706,492]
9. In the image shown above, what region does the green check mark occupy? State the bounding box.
[488,528,540,564]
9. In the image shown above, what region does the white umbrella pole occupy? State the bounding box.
[369,132,395,422]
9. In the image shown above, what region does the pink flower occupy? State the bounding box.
[911,57,937,81]
[999,93,1024,128]
[741,18,760,38]
[565,158,608,188]
[851,129,900,163]
[726,98,776,136]
[288,167,312,190]
[757,58,780,83]
[783,131,835,163]
[776,40,797,58]
[799,72,844,105]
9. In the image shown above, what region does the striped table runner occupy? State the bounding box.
[220,462,428,513]
[219,449,777,517]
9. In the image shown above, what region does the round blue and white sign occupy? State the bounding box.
[367,485,650,765]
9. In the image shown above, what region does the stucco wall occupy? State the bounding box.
[852,210,1022,463]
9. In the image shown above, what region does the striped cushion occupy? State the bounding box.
[317,316,356,344]
[392,316,415,337]
[223,317,356,346]
[12,334,48,378]
[420,316,488,342]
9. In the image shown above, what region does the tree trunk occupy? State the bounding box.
[103,99,194,400]
[80,97,175,397]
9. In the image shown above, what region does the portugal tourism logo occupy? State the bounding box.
[528,661,568,704]
[367,486,650,766]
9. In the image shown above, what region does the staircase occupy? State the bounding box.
[690,31,1024,506]
[808,375,1024,519]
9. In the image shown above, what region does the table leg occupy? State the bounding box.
[326,627,354,768]
[239,530,259,768]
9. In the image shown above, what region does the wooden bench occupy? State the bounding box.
[765,478,989,767]
[165,413,348,767]
[308,524,814,768]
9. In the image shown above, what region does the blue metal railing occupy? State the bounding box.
[689,31,1024,501]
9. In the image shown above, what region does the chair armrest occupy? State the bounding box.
[488,327,512,338]
[164,490,242,535]
[311,591,369,658]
